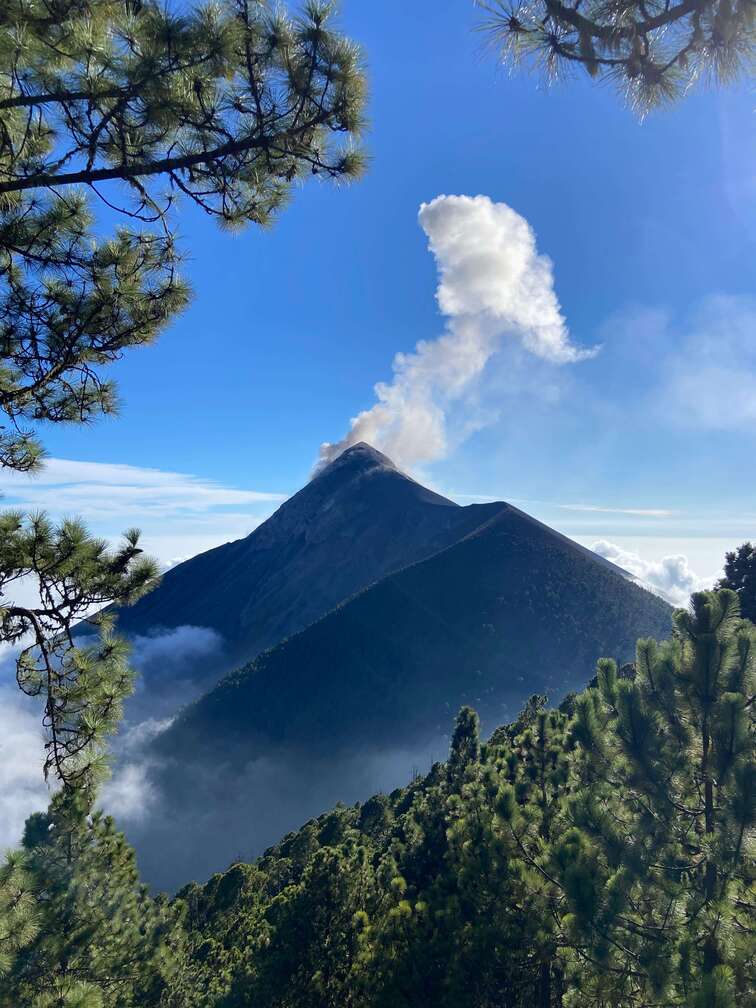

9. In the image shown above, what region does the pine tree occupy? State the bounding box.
[1,9,366,986]
[1,790,183,1008]
[557,590,755,1006]
[0,531,162,993]
[0,0,366,469]
[448,706,481,785]
[0,852,39,982]
[477,0,755,114]
[493,704,573,1008]
[718,541,756,622]
[0,513,158,790]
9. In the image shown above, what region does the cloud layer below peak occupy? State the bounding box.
[591,540,716,606]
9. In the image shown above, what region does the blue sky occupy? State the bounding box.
[2,0,755,591]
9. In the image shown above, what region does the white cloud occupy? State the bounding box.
[129,625,224,680]
[0,659,49,850]
[0,458,285,568]
[100,760,162,823]
[591,539,715,606]
[116,717,175,755]
[559,504,675,517]
[99,712,175,823]
[0,458,284,516]
[320,194,596,469]
[0,624,221,851]
[91,628,224,825]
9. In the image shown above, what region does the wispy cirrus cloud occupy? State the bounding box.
[659,295,756,431]
[0,458,286,567]
[453,493,675,519]
[557,504,675,518]
[601,294,756,433]
[0,458,284,517]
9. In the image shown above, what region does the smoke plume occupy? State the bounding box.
[320,194,596,469]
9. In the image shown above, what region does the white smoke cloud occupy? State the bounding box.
[591,540,716,606]
[320,194,596,468]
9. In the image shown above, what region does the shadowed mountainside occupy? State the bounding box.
[111,444,510,690]
[128,461,671,889]
[161,500,671,758]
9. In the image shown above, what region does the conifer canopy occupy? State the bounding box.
[477,0,755,113]
[0,0,366,469]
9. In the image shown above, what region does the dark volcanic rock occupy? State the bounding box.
[124,448,672,890]
[113,443,501,682]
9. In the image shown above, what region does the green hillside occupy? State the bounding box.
[157,592,754,1008]
[5,593,752,1008]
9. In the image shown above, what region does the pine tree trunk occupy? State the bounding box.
[554,965,564,1008]
[702,725,714,835]
[701,718,720,974]
[538,962,551,1008]
[702,723,717,902]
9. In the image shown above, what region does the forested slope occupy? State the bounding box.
[159,592,755,1008]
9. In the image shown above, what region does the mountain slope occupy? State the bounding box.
[132,481,671,889]
[162,502,671,755]
[112,444,503,681]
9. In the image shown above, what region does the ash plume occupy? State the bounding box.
[320,194,597,470]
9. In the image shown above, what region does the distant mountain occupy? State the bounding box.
[112,443,507,694]
[124,449,672,889]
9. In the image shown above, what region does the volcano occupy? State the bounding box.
[117,444,672,889]
[114,443,510,683]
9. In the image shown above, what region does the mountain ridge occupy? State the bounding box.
[160,493,670,757]
[126,457,673,888]
[111,443,502,687]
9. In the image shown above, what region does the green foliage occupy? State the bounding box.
[551,589,755,1006]
[477,0,755,114]
[0,0,366,467]
[0,851,40,979]
[718,541,756,622]
[1,791,183,1008]
[0,515,162,1003]
[156,590,754,1008]
[0,512,158,790]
